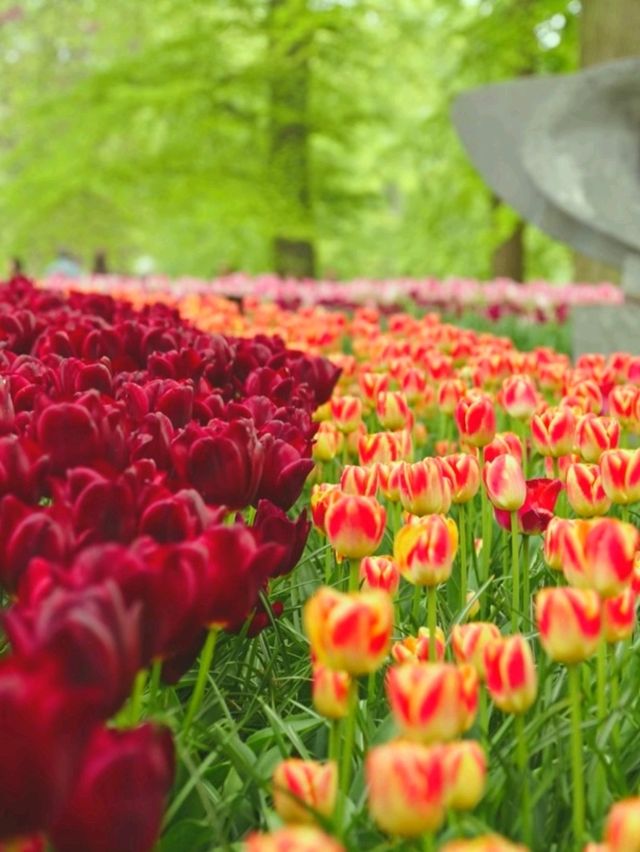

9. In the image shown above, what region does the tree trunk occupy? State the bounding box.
[575,0,640,281]
[491,201,525,282]
[268,0,316,278]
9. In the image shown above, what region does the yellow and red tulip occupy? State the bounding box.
[391,627,446,664]
[311,663,351,719]
[360,555,400,596]
[531,406,576,458]
[393,514,458,586]
[600,449,640,505]
[565,463,612,517]
[455,394,496,448]
[324,494,386,560]
[484,636,537,714]
[272,759,337,825]
[442,740,487,811]
[451,622,502,680]
[398,459,452,516]
[440,453,481,504]
[536,587,601,663]
[575,413,620,463]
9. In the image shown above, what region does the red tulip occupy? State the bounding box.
[494,477,562,535]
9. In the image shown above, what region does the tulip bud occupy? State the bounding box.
[324,494,386,560]
[562,518,638,598]
[605,797,640,852]
[378,462,404,502]
[536,587,601,663]
[458,664,480,731]
[440,836,528,851]
[330,395,362,434]
[544,516,572,571]
[600,449,640,505]
[386,662,476,743]
[398,459,452,516]
[360,555,400,596]
[602,589,637,643]
[483,432,523,465]
[311,664,350,719]
[272,760,337,826]
[501,375,538,419]
[440,454,481,504]
[340,464,379,497]
[244,827,345,852]
[303,587,393,675]
[608,384,639,429]
[312,422,343,462]
[451,622,501,680]
[358,372,389,406]
[393,515,458,587]
[376,391,412,431]
[565,463,612,517]
[455,395,496,448]
[575,414,620,463]
[531,406,576,457]
[365,742,447,837]
[482,455,526,512]
[310,484,341,535]
[438,379,467,416]
[391,627,446,664]
[484,636,537,714]
[442,740,487,811]
[400,367,428,405]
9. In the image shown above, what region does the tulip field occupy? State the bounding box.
[2,277,640,852]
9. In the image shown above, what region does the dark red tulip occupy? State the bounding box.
[36,403,100,471]
[50,724,175,852]
[251,500,310,578]
[257,433,314,511]
[495,477,563,535]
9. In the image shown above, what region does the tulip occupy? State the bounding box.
[365,741,447,837]
[312,422,342,462]
[483,455,526,512]
[311,664,351,719]
[378,462,404,502]
[303,587,393,675]
[358,371,389,406]
[605,797,640,851]
[608,384,639,429]
[272,760,337,826]
[400,367,428,405]
[440,837,527,851]
[50,725,175,852]
[324,494,386,563]
[251,501,311,579]
[391,627,446,664]
[358,432,404,466]
[483,431,523,464]
[575,414,620,463]
[501,375,538,419]
[602,589,637,643]
[442,740,487,810]
[244,827,345,852]
[543,452,576,483]
[386,662,476,742]
[451,622,501,680]
[360,555,400,596]
[561,518,638,598]
[393,515,458,587]
[438,379,467,416]
[258,431,315,511]
[455,394,496,448]
[484,636,537,714]
[375,391,411,431]
[600,449,640,505]
[531,406,576,458]
[440,453,481,503]
[565,463,612,517]
[330,396,362,434]
[544,516,572,571]
[398,459,452,516]
[309,484,341,534]
[339,464,379,497]
[536,587,601,664]
[494,477,562,536]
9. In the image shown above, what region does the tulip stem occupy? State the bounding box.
[324,544,333,585]
[522,534,530,627]
[427,586,438,661]
[129,668,148,725]
[459,504,467,612]
[337,680,359,832]
[422,833,435,852]
[328,718,340,764]
[480,449,492,614]
[568,664,585,846]
[596,634,607,722]
[412,583,422,627]
[183,627,219,736]
[511,511,520,632]
[348,559,360,592]
[515,712,532,846]
[147,659,163,715]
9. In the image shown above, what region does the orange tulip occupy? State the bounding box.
[311,663,351,719]
[386,662,477,743]
[482,455,526,512]
[531,405,576,458]
[272,760,337,825]
[365,741,447,837]
[575,413,620,463]
[324,494,386,560]
[393,515,458,586]
[360,555,400,596]
[600,449,640,505]
[391,627,446,664]
[536,587,601,663]
[561,518,638,598]
[565,463,612,517]
[440,453,481,503]
[605,797,640,851]
[451,622,502,680]
[602,589,637,643]
[244,827,345,852]
[455,394,496,448]
[442,740,487,811]
[484,636,537,714]
[303,587,393,675]
[398,459,452,516]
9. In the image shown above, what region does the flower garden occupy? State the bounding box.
[1,276,640,852]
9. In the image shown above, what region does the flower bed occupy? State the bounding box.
[2,277,640,851]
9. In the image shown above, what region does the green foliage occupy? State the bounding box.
[0,0,580,279]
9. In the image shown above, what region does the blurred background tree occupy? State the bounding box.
[0,0,588,280]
